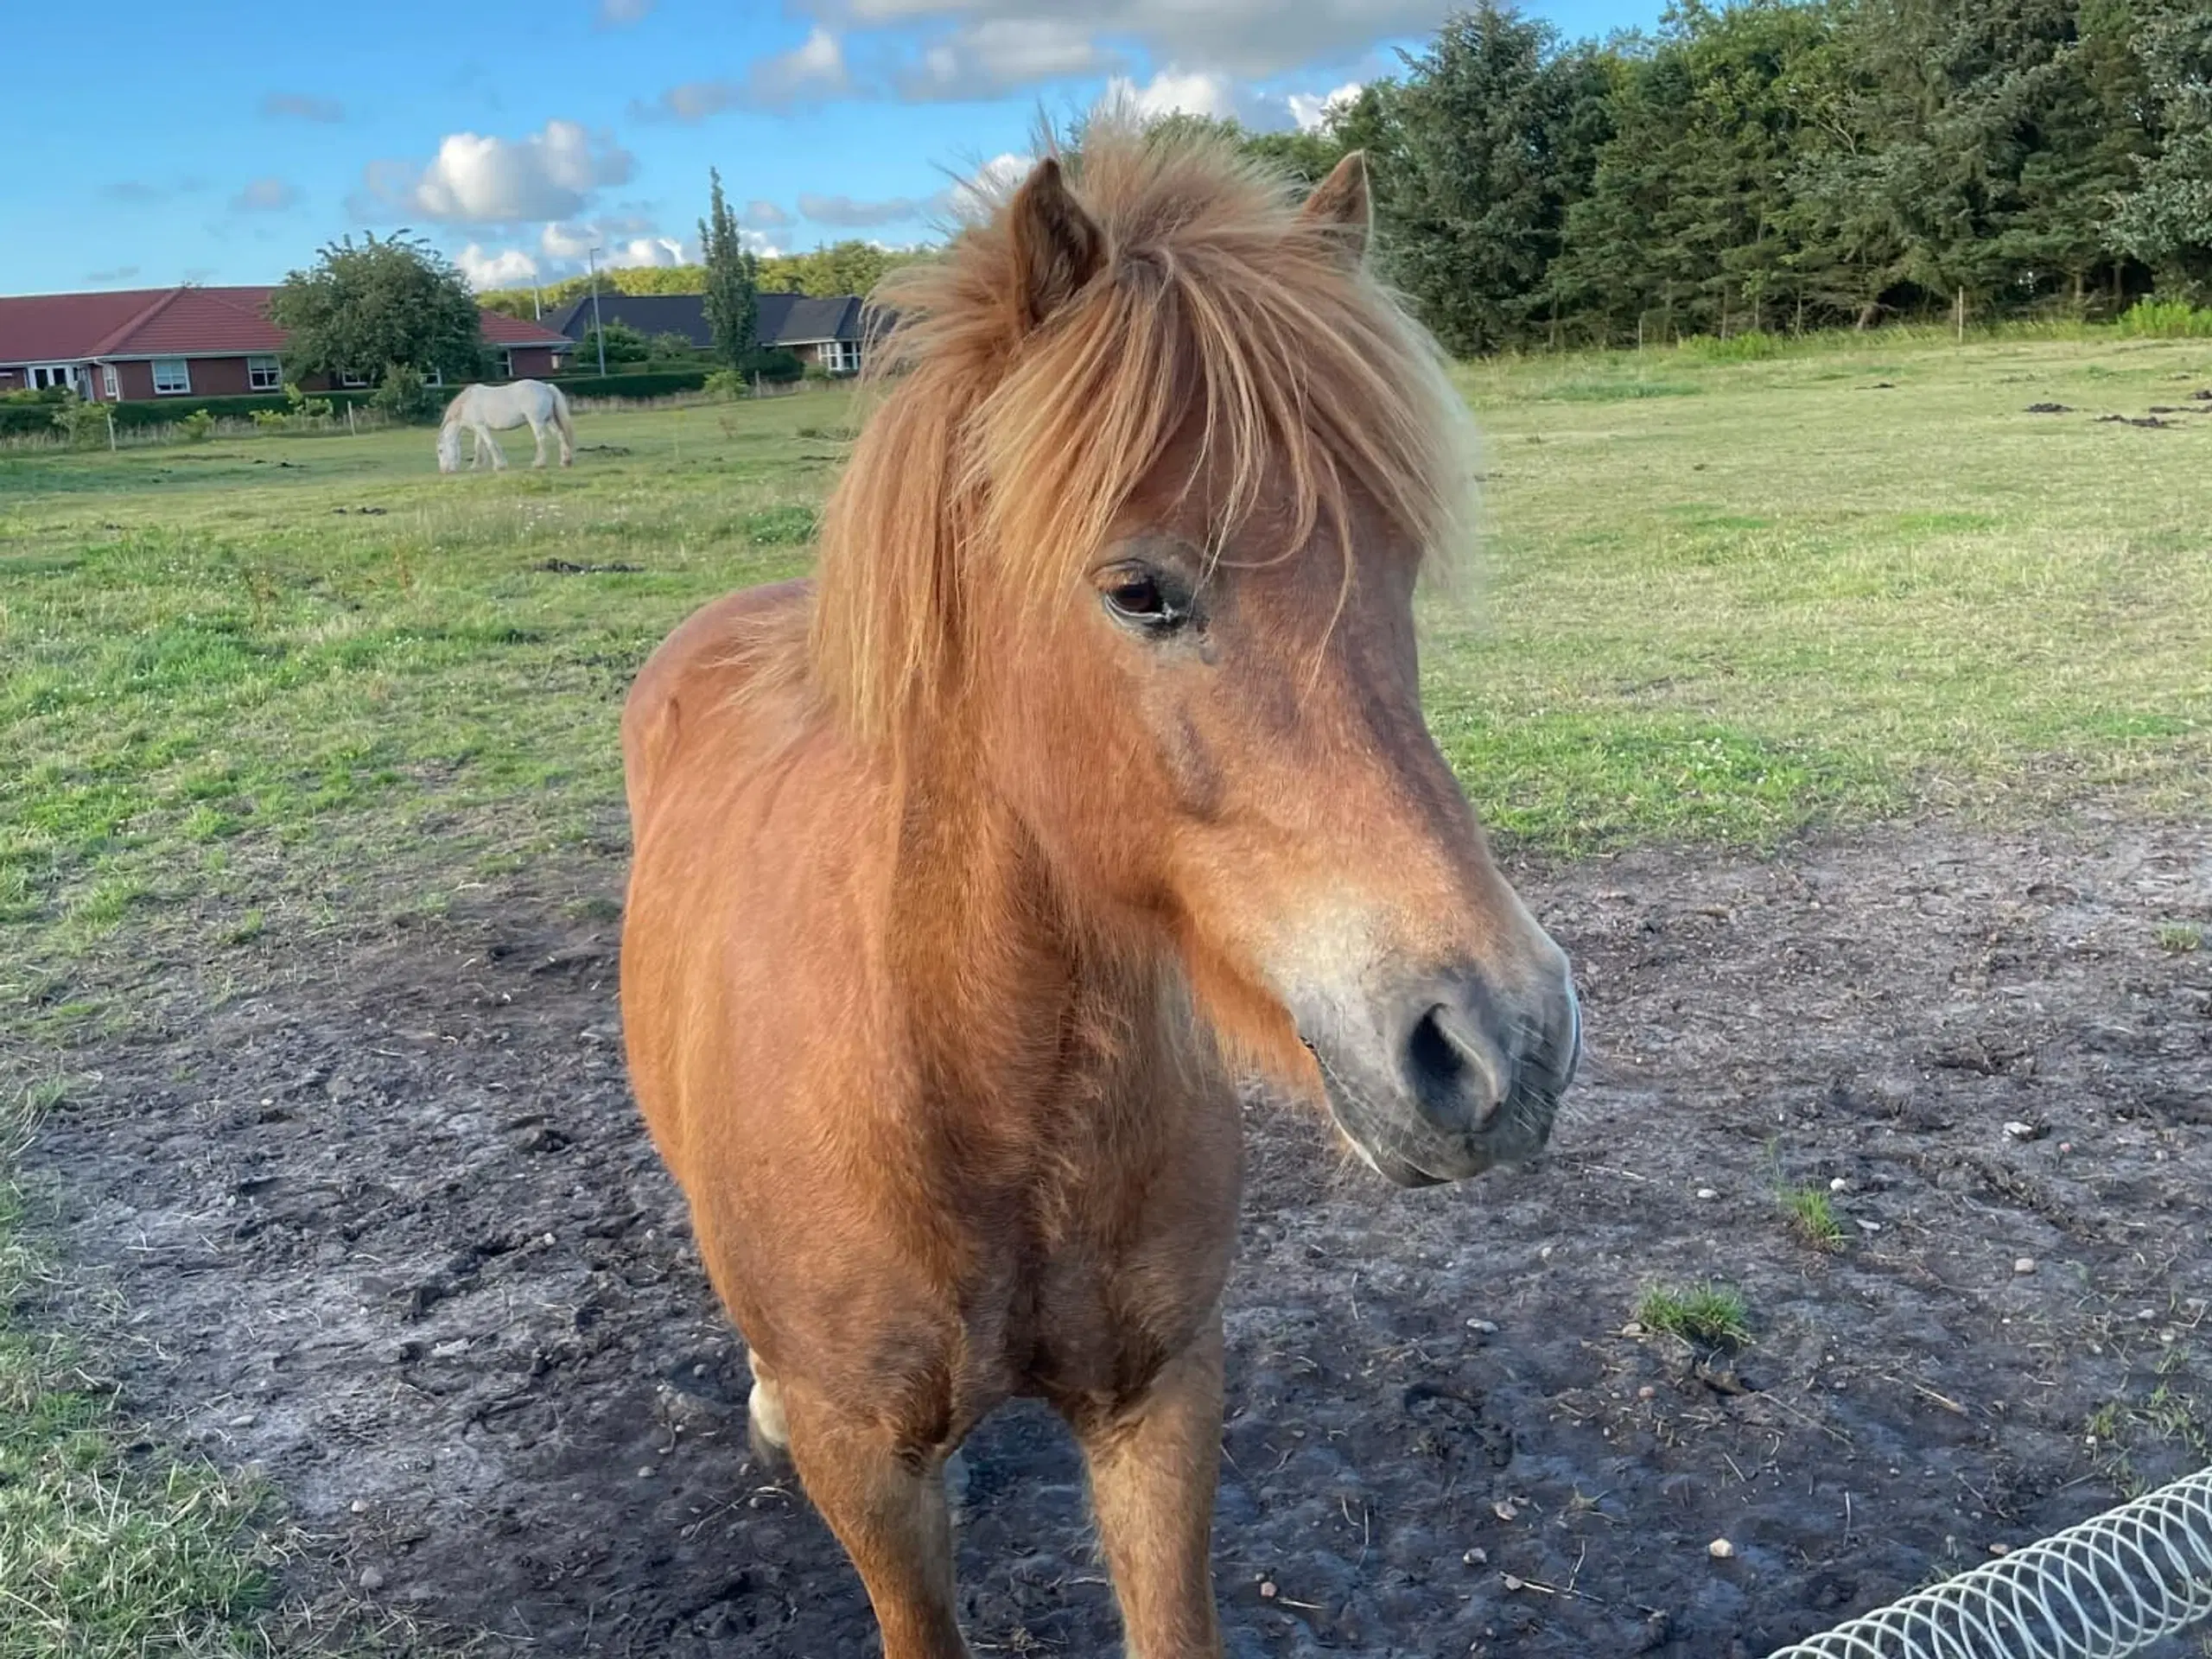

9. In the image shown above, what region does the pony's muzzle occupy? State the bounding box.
[1401,967,1575,1134]
[1306,955,1579,1188]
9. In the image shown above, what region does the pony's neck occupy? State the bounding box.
[880,732,1104,1120]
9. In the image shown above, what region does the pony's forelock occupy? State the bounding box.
[808,113,1476,751]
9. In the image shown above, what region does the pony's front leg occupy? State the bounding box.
[781,1383,969,1659]
[529,417,548,468]
[482,429,507,471]
[1067,1319,1224,1658]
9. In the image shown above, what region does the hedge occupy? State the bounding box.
[547,369,710,399]
[0,390,376,439]
[1,358,821,439]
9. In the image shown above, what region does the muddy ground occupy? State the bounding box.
[29,814,2211,1656]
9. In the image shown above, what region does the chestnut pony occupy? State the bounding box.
[620,126,1580,1658]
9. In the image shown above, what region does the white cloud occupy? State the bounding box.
[747,199,793,228]
[637,25,849,120]
[541,221,698,264]
[457,244,543,289]
[798,192,937,228]
[606,234,694,269]
[539,221,601,262]
[359,119,635,224]
[815,1,1445,83]
[1105,67,1241,121]
[597,0,652,22]
[231,177,301,213]
[1287,79,1363,130]
[948,151,1033,219]
[899,16,1121,99]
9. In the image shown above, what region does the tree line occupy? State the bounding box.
[267,0,2211,391]
[477,237,931,321]
[1239,0,2212,354]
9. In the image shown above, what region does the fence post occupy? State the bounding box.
[106,411,117,452]
[346,402,356,436]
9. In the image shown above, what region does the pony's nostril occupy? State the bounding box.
[1404,1003,1501,1131]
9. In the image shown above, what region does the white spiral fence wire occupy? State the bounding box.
[1767,1464,2212,1659]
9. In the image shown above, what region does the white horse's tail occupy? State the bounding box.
[549,385,575,465]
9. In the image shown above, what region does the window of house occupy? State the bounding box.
[423,367,442,388]
[101,365,118,400]
[248,355,282,391]
[151,358,191,395]
[28,364,79,391]
[823,340,860,373]
[338,371,370,388]
[499,350,514,379]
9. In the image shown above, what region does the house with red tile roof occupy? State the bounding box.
[0,284,573,402]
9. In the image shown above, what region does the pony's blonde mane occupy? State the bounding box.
[808,116,1475,750]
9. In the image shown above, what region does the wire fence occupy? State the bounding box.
[1769,1464,2212,1659]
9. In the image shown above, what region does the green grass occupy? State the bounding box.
[2157,921,2203,954]
[1635,1283,1752,1347]
[3,332,2212,1638]
[1448,332,2212,849]
[1777,1185,1847,1252]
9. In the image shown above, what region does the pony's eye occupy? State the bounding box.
[1102,569,1188,632]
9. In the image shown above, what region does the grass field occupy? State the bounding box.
[3,332,2209,1651]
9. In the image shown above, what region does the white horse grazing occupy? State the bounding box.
[436,380,575,473]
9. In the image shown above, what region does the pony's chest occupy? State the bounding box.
[980,1096,1243,1404]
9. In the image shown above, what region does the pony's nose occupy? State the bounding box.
[1400,993,1510,1135]
[1397,970,1578,1138]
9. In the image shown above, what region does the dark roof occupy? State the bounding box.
[760,293,861,345]
[0,283,567,365]
[549,292,713,349]
[550,290,871,349]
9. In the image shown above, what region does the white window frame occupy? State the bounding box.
[823,339,860,373]
[247,355,283,391]
[499,349,514,378]
[338,371,370,389]
[28,364,79,391]
[151,358,192,395]
[423,367,442,388]
[101,364,119,399]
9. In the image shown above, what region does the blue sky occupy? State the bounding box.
[2,0,1662,297]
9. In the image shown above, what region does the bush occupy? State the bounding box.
[284,383,335,422]
[703,368,746,401]
[177,409,216,442]
[51,393,112,448]
[251,409,291,430]
[747,346,804,385]
[651,331,704,360]
[2113,297,2212,339]
[370,362,440,423]
[572,321,652,366]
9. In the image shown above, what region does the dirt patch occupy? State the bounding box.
[29,817,2210,1656]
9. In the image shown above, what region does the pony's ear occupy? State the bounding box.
[1300,151,1371,264]
[1008,157,1104,333]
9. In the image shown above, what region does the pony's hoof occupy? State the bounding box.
[747,1377,792,1475]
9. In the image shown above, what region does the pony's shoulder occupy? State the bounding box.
[621,581,819,824]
